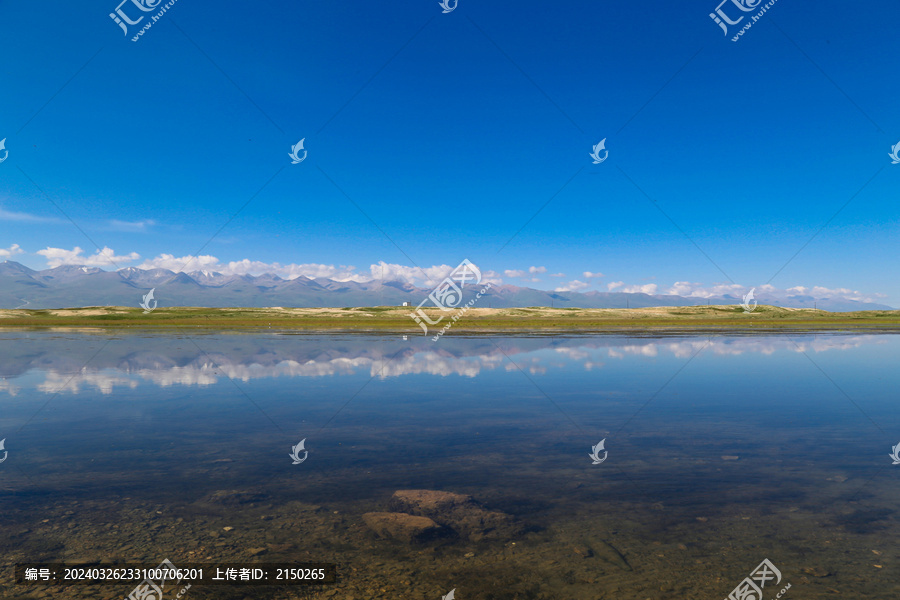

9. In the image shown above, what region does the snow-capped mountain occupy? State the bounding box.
[0,261,893,311]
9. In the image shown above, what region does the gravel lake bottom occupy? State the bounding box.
[1,331,898,599]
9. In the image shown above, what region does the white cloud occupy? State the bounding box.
[37,371,138,395]
[666,281,703,296]
[665,281,744,298]
[38,246,140,268]
[139,253,221,272]
[658,282,888,304]
[368,261,482,287]
[621,283,658,294]
[23,246,888,305]
[134,256,500,288]
[0,379,20,396]
[363,261,500,287]
[0,208,61,223]
[481,270,505,285]
[139,254,365,281]
[22,335,879,395]
[555,279,590,292]
[0,243,24,258]
[607,280,657,294]
[812,286,853,296]
[602,336,881,361]
[108,219,156,232]
[504,266,546,278]
[809,285,885,303]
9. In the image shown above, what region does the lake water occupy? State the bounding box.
[1,331,898,600]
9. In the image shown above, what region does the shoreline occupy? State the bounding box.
[1,305,899,332]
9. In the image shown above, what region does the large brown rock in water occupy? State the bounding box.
[388,489,522,542]
[362,512,445,543]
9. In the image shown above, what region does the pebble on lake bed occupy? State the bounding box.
[572,545,592,558]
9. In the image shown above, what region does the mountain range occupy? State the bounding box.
[0,261,893,311]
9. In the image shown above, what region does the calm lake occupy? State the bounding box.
[1,331,898,600]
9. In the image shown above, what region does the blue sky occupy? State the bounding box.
[1,0,898,305]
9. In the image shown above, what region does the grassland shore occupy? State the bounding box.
[1,305,899,332]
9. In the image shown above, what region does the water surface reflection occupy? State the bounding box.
[0,332,897,600]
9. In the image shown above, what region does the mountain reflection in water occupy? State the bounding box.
[0,331,897,600]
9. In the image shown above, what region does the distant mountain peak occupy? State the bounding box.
[0,260,36,274]
[0,263,893,311]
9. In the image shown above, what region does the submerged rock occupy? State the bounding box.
[590,538,632,571]
[388,489,522,542]
[204,490,268,505]
[362,512,446,543]
[388,490,471,513]
[572,544,593,558]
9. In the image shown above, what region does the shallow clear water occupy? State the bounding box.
[1,331,898,599]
